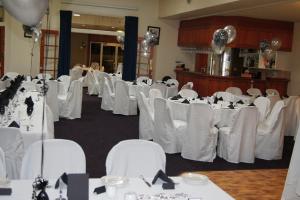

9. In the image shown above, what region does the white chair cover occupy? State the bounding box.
[22,81,36,92]
[113,80,137,115]
[181,82,193,90]
[94,71,105,97]
[254,97,271,123]
[181,103,218,162]
[149,89,163,114]
[58,80,83,119]
[218,106,259,163]
[247,88,262,97]
[255,100,286,160]
[20,139,86,179]
[137,92,154,140]
[136,76,150,85]
[46,80,59,122]
[106,140,166,178]
[37,73,52,80]
[284,96,299,136]
[5,72,19,80]
[166,79,179,87]
[295,98,300,139]
[214,91,236,102]
[268,95,281,111]
[266,88,280,96]
[178,89,198,98]
[101,77,115,111]
[0,128,24,179]
[0,147,6,179]
[116,63,123,74]
[57,75,71,96]
[225,87,242,95]
[151,83,167,98]
[70,66,83,81]
[86,70,99,95]
[153,98,187,154]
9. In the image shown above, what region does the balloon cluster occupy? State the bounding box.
[2,0,49,43]
[211,25,237,54]
[259,38,282,62]
[141,31,158,57]
[116,31,125,49]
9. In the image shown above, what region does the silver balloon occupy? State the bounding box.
[213,29,228,47]
[211,40,225,55]
[224,25,236,44]
[3,0,48,27]
[32,27,41,43]
[262,48,274,61]
[271,38,282,51]
[141,39,149,51]
[116,35,124,44]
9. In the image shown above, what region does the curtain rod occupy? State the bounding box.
[61,1,138,11]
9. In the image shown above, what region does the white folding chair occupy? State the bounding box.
[58,80,83,119]
[181,103,218,162]
[0,147,6,179]
[218,106,259,163]
[178,89,198,98]
[255,101,286,160]
[266,88,280,96]
[247,88,262,97]
[101,77,115,111]
[225,87,242,96]
[153,98,187,154]
[254,97,271,123]
[0,128,24,179]
[113,80,137,115]
[137,92,154,140]
[20,139,86,179]
[106,140,166,178]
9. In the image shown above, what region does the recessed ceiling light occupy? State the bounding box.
[74,13,80,17]
[111,26,115,29]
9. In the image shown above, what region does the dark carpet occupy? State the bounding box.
[54,90,294,178]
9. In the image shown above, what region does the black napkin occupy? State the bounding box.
[236,100,244,104]
[213,96,218,104]
[25,97,34,107]
[93,186,106,194]
[49,78,54,80]
[181,99,190,104]
[248,103,255,106]
[166,84,171,87]
[263,93,267,97]
[142,79,147,84]
[152,170,175,190]
[55,173,68,189]
[57,79,62,82]
[283,95,289,98]
[1,76,8,81]
[0,105,5,115]
[228,104,235,109]
[112,73,116,76]
[8,121,20,128]
[37,80,42,84]
[171,83,175,86]
[132,81,137,85]
[218,97,223,101]
[197,95,203,100]
[170,94,182,100]
[19,87,25,92]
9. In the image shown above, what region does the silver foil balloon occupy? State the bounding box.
[213,29,228,47]
[211,40,225,55]
[141,39,149,51]
[271,38,282,51]
[116,35,124,44]
[2,0,48,27]
[32,27,42,43]
[224,25,236,44]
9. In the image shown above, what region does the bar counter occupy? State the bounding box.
[175,70,289,96]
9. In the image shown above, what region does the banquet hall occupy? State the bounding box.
[0,0,300,199]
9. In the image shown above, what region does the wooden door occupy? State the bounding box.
[0,27,4,76]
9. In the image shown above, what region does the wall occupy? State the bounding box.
[70,33,88,66]
[62,0,194,80]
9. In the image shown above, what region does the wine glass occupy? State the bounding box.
[55,179,66,200]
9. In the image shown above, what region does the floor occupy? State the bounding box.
[200,169,287,200]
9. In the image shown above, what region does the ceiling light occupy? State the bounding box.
[73,13,80,17]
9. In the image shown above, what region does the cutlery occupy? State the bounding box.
[139,175,151,187]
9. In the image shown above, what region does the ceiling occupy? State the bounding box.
[163,0,300,22]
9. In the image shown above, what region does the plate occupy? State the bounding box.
[102,176,129,187]
[181,173,208,185]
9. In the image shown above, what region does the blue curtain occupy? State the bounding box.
[57,10,72,77]
[122,16,138,81]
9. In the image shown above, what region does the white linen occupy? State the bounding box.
[58,80,83,119]
[0,128,24,179]
[181,103,218,162]
[0,146,6,179]
[254,97,271,123]
[247,88,262,97]
[106,140,166,178]
[151,82,178,98]
[20,139,86,180]
[153,98,187,154]
[101,77,115,111]
[3,177,234,200]
[284,96,299,136]
[178,89,198,98]
[218,106,259,163]
[57,75,71,96]
[37,73,52,80]
[113,80,137,115]
[225,87,242,95]
[255,101,286,160]
[46,80,59,122]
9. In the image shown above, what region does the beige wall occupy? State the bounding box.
[70,33,88,67]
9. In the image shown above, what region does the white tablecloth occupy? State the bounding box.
[2,177,234,200]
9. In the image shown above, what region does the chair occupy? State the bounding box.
[136,92,154,140]
[86,70,99,95]
[153,98,187,154]
[284,96,299,136]
[136,76,150,85]
[178,89,198,98]
[150,83,167,98]
[255,100,286,160]
[247,88,262,97]
[20,139,86,179]
[46,80,59,122]
[101,77,115,111]
[70,66,83,81]
[266,88,280,96]
[113,80,137,115]
[181,82,193,90]
[181,103,218,162]
[0,128,24,179]
[254,97,271,123]
[268,95,281,110]
[148,88,163,113]
[37,73,52,80]
[166,79,179,87]
[57,75,71,96]
[106,140,166,178]
[214,91,236,102]
[58,80,83,119]
[218,106,259,163]
[225,87,242,95]
[0,147,6,179]
[94,71,105,97]
[4,72,19,80]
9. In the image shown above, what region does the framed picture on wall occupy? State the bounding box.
[147,26,160,45]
